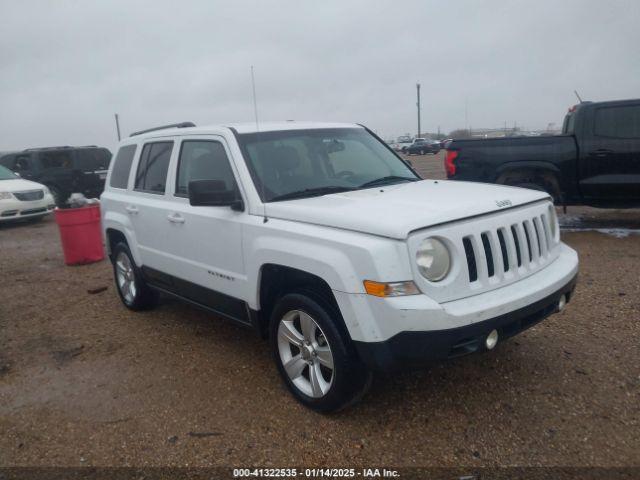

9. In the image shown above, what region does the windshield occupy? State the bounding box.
[238,128,418,202]
[0,165,18,180]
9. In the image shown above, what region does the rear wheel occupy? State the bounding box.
[112,242,158,310]
[48,185,64,207]
[269,292,372,412]
[499,172,561,204]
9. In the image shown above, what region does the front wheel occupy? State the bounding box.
[269,292,372,413]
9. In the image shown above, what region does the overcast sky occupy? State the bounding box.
[1,0,638,151]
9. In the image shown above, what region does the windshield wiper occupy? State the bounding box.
[358,176,419,189]
[269,186,356,202]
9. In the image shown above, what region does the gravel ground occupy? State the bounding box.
[1,154,639,468]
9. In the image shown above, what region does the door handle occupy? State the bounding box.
[592,149,614,157]
[167,213,185,224]
[125,205,139,214]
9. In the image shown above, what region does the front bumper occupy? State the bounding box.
[332,242,579,370]
[353,273,577,371]
[0,195,55,221]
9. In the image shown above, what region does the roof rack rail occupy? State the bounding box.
[24,146,72,151]
[129,122,196,137]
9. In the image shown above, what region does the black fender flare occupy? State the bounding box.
[494,162,563,203]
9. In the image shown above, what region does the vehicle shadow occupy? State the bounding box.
[0,215,52,231]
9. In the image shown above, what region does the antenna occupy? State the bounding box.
[251,66,268,223]
[251,66,260,131]
[114,113,121,141]
[574,90,583,103]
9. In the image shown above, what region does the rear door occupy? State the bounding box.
[127,139,177,283]
[579,102,640,201]
[37,149,75,197]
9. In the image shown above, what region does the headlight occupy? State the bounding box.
[548,204,558,241]
[416,237,451,282]
[0,192,12,200]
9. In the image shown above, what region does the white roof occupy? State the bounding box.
[129,121,363,141]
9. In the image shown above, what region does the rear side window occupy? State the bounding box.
[134,141,173,194]
[175,140,237,196]
[41,151,73,169]
[77,148,111,170]
[594,105,640,139]
[109,145,137,189]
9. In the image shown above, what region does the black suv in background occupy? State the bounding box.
[0,146,112,205]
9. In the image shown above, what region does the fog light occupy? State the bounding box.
[557,294,567,312]
[485,329,499,350]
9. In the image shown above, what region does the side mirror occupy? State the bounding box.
[188,180,244,211]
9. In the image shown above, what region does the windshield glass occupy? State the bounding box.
[238,128,418,202]
[0,165,18,180]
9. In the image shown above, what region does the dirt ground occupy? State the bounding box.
[1,153,639,468]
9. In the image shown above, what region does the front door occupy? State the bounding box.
[162,136,248,321]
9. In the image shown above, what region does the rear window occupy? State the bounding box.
[76,148,111,170]
[134,141,173,194]
[594,105,640,139]
[109,145,137,189]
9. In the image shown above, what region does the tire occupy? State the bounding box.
[420,149,425,155]
[505,177,561,204]
[269,291,372,413]
[48,185,64,207]
[111,242,158,311]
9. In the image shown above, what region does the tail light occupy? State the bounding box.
[445,150,458,177]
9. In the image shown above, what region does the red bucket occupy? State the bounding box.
[54,204,105,265]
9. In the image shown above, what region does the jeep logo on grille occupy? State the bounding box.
[496,199,512,208]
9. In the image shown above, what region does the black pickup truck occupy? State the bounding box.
[445,99,640,207]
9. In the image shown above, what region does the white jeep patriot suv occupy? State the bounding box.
[101,121,579,412]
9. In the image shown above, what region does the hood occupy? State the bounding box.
[264,180,549,239]
[0,178,46,193]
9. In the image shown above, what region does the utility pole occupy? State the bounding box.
[416,83,421,138]
[114,113,121,141]
[464,97,468,132]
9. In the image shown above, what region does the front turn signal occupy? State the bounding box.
[363,280,420,297]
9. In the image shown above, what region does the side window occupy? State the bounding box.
[77,149,111,171]
[134,141,173,194]
[594,105,640,139]
[41,151,73,169]
[13,155,31,172]
[109,144,137,189]
[175,140,237,196]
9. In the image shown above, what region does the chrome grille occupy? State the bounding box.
[14,190,44,201]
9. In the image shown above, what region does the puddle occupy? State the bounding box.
[562,228,640,238]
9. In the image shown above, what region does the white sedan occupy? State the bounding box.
[0,165,55,222]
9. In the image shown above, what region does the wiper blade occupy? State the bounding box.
[358,176,418,189]
[269,186,356,202]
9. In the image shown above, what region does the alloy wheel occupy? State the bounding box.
[115,252,137,304]
[277,309,334,398]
